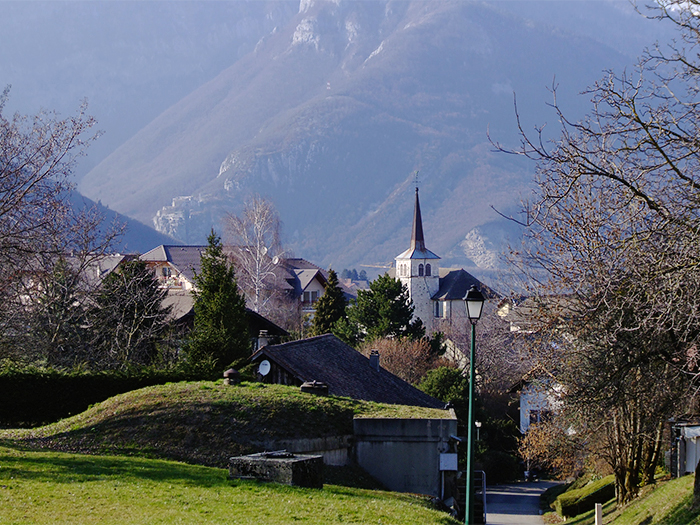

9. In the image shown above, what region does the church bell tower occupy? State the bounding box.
[395,188,440,332]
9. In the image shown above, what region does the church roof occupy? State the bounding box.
[396,188,440,260]
[433,269,499,301]
[395,246,441,260]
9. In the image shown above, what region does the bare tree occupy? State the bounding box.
[89,260,171,369]
[518,419,584,480]
[358,337,451,385]
[491,2,700,503]
[224,195,285,316]
[0,89,124,366]
[0,87,99,277]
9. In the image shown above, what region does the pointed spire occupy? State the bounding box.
[411,187,426,251]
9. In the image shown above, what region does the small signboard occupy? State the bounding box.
[439,453,458,471]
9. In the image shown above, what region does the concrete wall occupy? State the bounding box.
[249,435,353,467]
[353,416,458,497]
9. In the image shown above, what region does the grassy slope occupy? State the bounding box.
[0,381,448,468]
[0,381,457,524]
[0,446,459,524]
[552,475,700,525]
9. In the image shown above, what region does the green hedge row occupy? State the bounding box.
[554,474,616,518]
[0,366,219,428]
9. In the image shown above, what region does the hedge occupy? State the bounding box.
[0,366,218,428]
[554,474,616,518]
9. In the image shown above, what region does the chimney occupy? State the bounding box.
[258,330,269,351]
[369,349,380,371]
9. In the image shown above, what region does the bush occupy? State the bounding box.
[554,474,615,518]
[0,366,217,427]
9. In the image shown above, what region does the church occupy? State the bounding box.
[393,188,492,335]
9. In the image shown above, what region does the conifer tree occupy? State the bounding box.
[311,269,347,336]
[187,230,250,370]
[347,274,424,342]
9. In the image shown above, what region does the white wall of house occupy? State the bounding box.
[149,262,195,291]
[301,278,325,310]
[679,426,700,475]
[519,382,561,434]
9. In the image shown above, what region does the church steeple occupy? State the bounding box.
[397,187,440,260]
[411,187,426,251]
[395,186,441,333]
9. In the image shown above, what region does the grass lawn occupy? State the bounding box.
[0,445,459,525]
[547,475,700,525]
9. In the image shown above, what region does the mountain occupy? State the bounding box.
[3,1,671,279]
[0,1,299,178]
[68,191,178,255]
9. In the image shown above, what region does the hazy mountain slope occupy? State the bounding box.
[78,0,664,273]
[68,192,178,255]
[0,1,298,177]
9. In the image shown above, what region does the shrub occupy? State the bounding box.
[554,474,615,518]
[0,366,215,427]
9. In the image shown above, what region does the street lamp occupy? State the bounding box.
[464,284,485,525]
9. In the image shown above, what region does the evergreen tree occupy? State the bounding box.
[187,230,250,370]
[311,269,347,336]
[347,274,424,342]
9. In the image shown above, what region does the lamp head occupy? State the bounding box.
[464,284,485,323]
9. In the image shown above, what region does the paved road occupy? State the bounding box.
[485,481,560,525]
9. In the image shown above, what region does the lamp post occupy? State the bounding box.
[464,284,485,525]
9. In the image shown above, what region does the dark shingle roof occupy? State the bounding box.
[250,334,445,409]
[433,269,499,301]
[141,245,207,282]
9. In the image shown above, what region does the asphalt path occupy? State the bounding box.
[485,481,561,525]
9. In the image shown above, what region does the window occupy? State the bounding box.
[529,410,553,425]
[529,410,540,425]
[418,264,424,276]
[162,266,171,277]
[435,301,445,318]
[425,264,431,276]
[303,291,320,304]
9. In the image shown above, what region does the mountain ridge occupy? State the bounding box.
[68,0,670,277]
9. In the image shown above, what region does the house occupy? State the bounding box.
[250,334,444,408]
[670,423,700,477]
[140,245,206,291]
[278,258,329,313]
[392,188,498,335]
[140,245,343,314]
[509,367,563,434]
[156,276,287,350]
[140,245,287,347]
